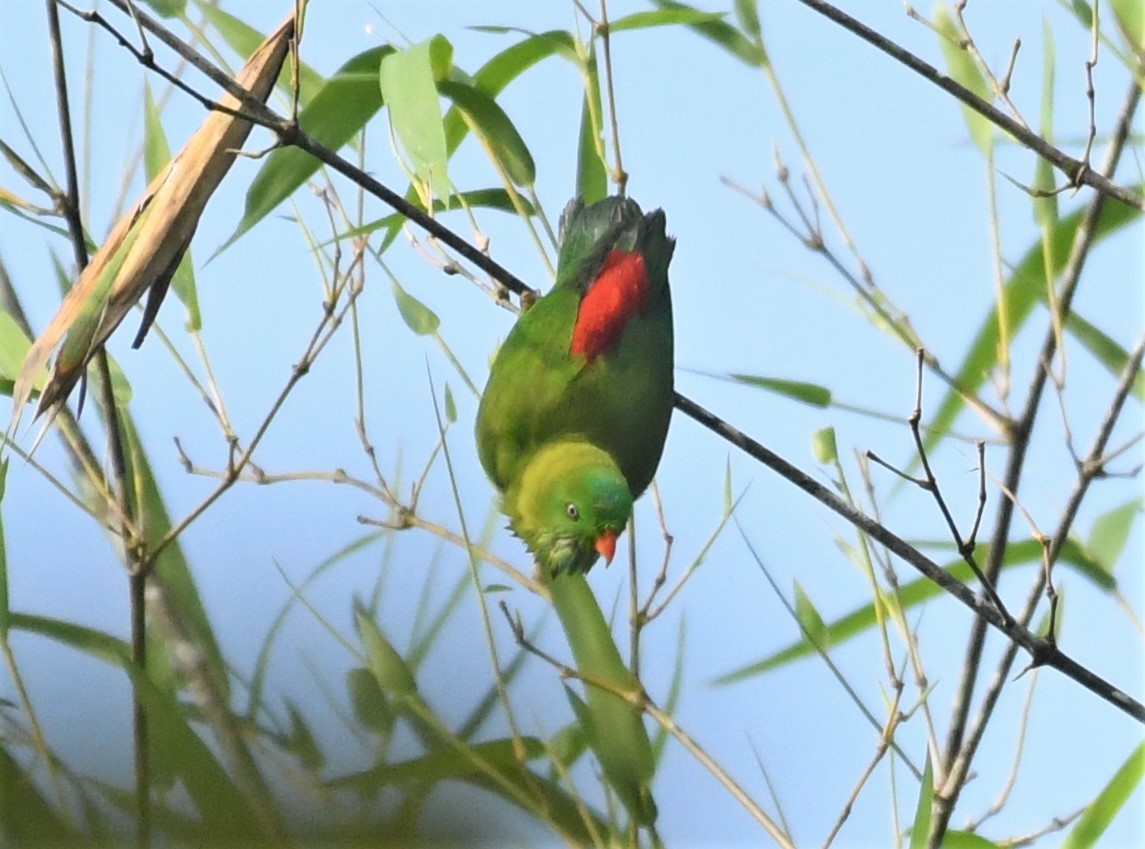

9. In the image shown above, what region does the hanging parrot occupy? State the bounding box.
[476,195,675,576]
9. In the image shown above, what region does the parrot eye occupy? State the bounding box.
[565,503,580,520]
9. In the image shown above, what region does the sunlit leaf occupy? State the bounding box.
[1087,497,1143,576]
[935,4,994,154]
[0,311,33,385]
[909,754,934,849]
[714,537,1112,682]
[729,373,832,407]
[609,8,728,33]
[576,63,608,203]
[1111,0,1145,57]
[438,80,535,187]
[222,46,394,252]
[391,281,441,336]
[198,4,325,103]
[812,427,838,465]
[793,581,828,648]
[925,197,1140,453]
[380,39,451,202]
[650,0,767,66]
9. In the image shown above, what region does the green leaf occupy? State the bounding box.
[925,196,1140,454]
[793,581,828,648]
[548,575,657,824]
[729,373,832,407]
[1087,497,1143,576]
[347,666,394,734]
[1033,20,1057,228]
[443,30,577,157]
[811,427,838,465]
[197,4,324,103]
[576,60,608,204]
[357,610,417,698]
[142,0,184,17]
[0,747,79,843]
[714,536,1112,682]
[332,188,534,247]
[438,80,535,187]
[650,0,767,66]
[1065,312,1145,402]
[1061,741,1145,849]
[1069,0,1094,30]
[944,830,1002,848]
[283,702,324,771]
[391,280,440,336]
[0,311,32,384]
[1111,0,1145,56]
[0,459,8,637]
[222,46,393,252]
[330,737,543,790]
[734,0,762,41]
[909,753,934,849]
[444,382,457,423]
[380,39,451,202]
[609,8,728,33]
[935,4,994,154]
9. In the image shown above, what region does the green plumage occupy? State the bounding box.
[476,196,675,575]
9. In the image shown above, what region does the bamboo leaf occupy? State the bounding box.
[223,45,394,252]
[438,79,536,187]
[729,373,832,407]
[714,536,1112,682]
[925,196,1140,453]
[909,754,934,849]
[609,8,728,33]
[1087,497,1143,576]
[380,39,451,202]
[650,0,767,66]
[935,4,994,154]
[391,281,441,336]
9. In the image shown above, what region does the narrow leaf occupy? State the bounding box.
[391,281,441,336]
[223,45,394,251]
[935,5,994,154]
[909,753,934,849]
[380,39,451,201]
[925,197,1139,453]
[650,0,767,66]
[811,426,838,465]
[438,79,536,187]
[729,373,832,407]
[793,581,829,648]
[1087,497,1143,576]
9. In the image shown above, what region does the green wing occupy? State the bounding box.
[476,195,675,498]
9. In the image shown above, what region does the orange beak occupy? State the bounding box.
[594,529,619,565]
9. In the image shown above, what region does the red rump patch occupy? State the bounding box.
[570,249,649,362]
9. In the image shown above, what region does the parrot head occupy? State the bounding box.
[504,439,633,576]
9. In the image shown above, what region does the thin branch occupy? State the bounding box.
[931,77,1142,845]
[674,392,1143,724]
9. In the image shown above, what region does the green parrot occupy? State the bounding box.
[476,195,675,576]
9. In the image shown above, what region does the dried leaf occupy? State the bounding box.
[9,12,296,438]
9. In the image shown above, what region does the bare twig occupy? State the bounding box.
[931,77,1142,846]
[794,0,1144,210]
